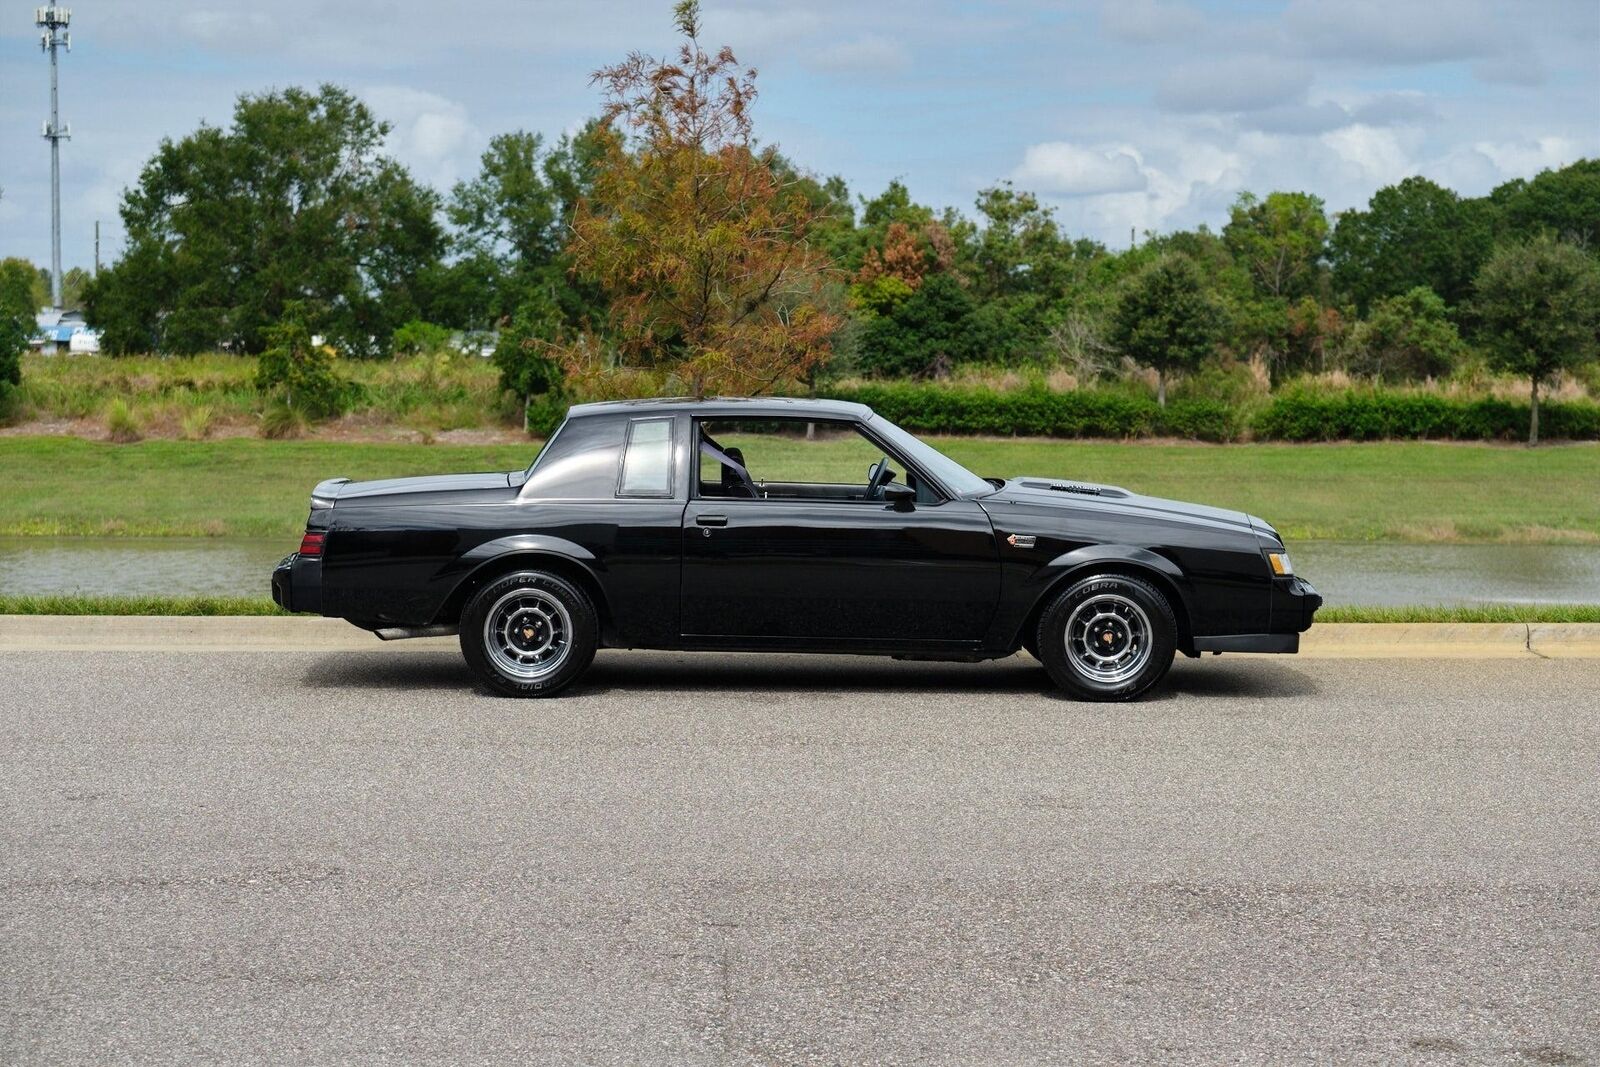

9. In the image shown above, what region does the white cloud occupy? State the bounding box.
[1100,0,1205,44]
[1319,125,1417,187]
[1156,58,1313,114]
[1283,0,1505,63]
[361,87,478,189]
[176,9,287,51]
[1012,142,1148,197]
[810,36,911,74]
[1245,92,1437,136]
[1470,135,1581,177]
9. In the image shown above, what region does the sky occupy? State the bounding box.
[0,0,1596,273]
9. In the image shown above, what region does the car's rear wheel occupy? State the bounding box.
[460,570,598,697]
[1036,574,1176,701]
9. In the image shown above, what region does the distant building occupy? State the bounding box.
[31,308,100,355]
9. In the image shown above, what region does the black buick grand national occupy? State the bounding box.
[273,397,1319,700]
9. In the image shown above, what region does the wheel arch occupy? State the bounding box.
[432,542,613,641]
[1015,549,1194,655]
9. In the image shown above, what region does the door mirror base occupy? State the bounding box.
[881,483,916,511]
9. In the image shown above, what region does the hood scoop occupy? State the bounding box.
[1018,479,1131,499]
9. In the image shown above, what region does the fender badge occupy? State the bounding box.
[1006,533,1037,548]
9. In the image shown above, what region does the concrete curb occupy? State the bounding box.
[2,615,1599,658]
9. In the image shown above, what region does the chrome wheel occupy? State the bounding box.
[1063,593,1153,685]
[483,588,573,680]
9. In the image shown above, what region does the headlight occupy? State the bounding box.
[1266,551,1294,576]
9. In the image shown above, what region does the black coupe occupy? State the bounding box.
[273,397,1320,700]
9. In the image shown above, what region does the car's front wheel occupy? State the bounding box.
[1036,574,1176,701]
[460,569,598,697]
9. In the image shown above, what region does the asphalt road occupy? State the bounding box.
[2,650,1596,1065]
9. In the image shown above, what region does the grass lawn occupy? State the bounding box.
[0,434,1596,543]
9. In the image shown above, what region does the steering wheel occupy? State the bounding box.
[865,457,895,501]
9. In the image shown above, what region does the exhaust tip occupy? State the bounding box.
[374,624,459,641]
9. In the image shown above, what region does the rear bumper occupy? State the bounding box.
[271,553,323,614]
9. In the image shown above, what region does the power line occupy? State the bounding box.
[37,4,72,310]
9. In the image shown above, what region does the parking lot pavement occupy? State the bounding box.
[2,650,1596,1064]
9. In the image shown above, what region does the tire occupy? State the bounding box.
[1035,574,1177,701]
[459,569,598,697]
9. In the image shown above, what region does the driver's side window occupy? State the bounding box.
[696,418,921,502]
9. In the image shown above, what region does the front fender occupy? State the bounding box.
[989,543,1194,650]
[1044,543,1187,586]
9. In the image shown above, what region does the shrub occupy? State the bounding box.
[1340,286,1464,382]
[179,405,216,440]
[104,398,143,443]
[255,302,352,417]
[826,382,1159,437]
[1159,398,1241,442]
[391,319,454,357]
[258,399,306,440]
[1252,385,1600,441]
[493,299,565,433]
[0,259,32,412]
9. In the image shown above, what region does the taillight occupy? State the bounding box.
[299,531,326,557]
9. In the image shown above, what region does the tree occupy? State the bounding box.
[445,127,608,330]
[857,273,987,378]
[255,302,349,416]
[1491,159,1600,250]
[1223,191,1328,300]
[563,1,839,397]
[1343,287,1463,382]
[1110,255,1223,406]
[0,259,35,406]
[86,84,443,356]
[492,296,566,432]
[1329,177,1494,312]
[1473,236,1600,445]
[0,258,50,312]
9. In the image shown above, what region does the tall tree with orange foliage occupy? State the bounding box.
[563,1,839,397]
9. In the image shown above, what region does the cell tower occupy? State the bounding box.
[37,5,72,310]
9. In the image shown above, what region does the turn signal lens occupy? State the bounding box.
[1266,551,1293,576]
[298,531,326,557]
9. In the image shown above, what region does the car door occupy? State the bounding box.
[680,417,1000,646]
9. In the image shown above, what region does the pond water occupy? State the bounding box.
[0,536,1597,607]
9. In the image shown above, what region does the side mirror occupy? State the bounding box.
[882,483,915,511]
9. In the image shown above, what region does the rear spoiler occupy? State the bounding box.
[310,477,350,509]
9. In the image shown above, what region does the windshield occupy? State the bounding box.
[868,415,994,498]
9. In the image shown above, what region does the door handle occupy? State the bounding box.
[696,514,728,527]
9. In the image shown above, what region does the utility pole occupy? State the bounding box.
[94,220,100,275]
[37,5,72,310]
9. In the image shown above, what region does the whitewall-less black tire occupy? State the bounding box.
[1036,574,1177,701]
[459,569,598,697]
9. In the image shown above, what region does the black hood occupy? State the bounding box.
[989,476,1261,536]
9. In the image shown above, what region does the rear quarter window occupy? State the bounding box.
[522,415,627,499]
[618,417,675,497]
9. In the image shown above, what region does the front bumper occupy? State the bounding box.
[1273,575,1322,633]
[1191,576,1322,655]
[271,553,323,614]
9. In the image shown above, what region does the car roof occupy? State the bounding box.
[566,396,874,420]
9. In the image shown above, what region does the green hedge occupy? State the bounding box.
[827,383,1161,438]
[816,382,1600,442]
[1254,388,1600,441]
